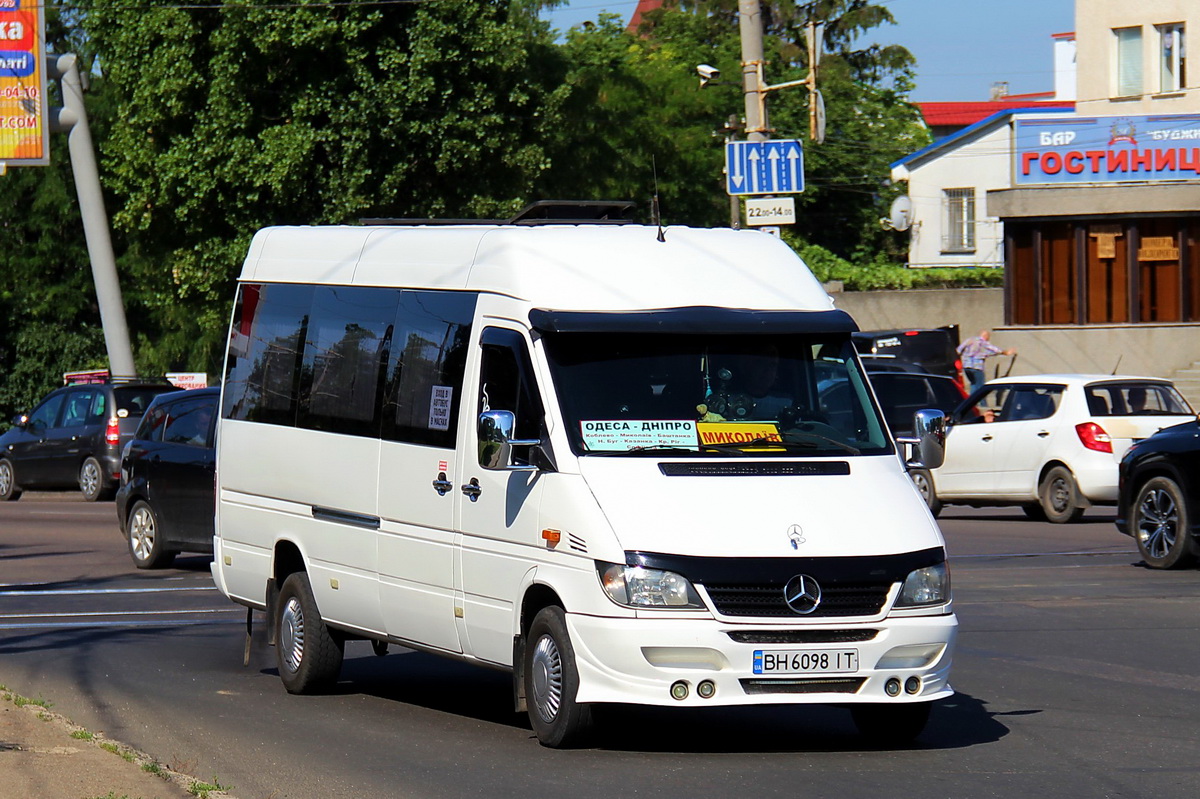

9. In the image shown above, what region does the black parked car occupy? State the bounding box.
[115,388,219,569]
[0,380,179,502]
[1116,419,1200,569]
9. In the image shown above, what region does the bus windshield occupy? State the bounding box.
[541,332,892,457]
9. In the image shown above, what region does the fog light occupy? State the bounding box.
[905,676,921,695]
[670,680,690,701]
[884,678,902,697]
[697,680,716,699]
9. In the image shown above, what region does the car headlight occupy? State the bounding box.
[893,562,950,608]
[597,562,704,608]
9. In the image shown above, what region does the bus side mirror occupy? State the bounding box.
[898,409,946,470]
[479,410,540,471]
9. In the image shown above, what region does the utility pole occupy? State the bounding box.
[738,0,769,144]
[738,1,823,144]
[47,54,138,380]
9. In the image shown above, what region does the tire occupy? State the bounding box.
[1021,503,1047,522]
[276,571,344,694]
[851,702,932,746]
[79,456,115,502]
[0,459,22,501]
[1039,466,1084,524]
[910,469,942,517]
[1132,476,1196,570]
[127,500,177,569]
[525,606,594,748]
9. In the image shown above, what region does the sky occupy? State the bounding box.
[542,0,1077,102]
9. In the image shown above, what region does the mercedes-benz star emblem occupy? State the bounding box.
[787,524,805,549]
[784,574,822,615]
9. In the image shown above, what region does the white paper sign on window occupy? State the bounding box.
[429,385,453,431]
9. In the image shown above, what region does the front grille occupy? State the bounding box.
[740,677,865,695]
[705,581,891,618]
[725,629,879,645]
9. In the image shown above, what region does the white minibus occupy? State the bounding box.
[211,205,955,747]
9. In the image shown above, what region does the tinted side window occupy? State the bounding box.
[298,286,397,437]
[957,386,1010,424]
[223,283,314,426]
[1086,382,1191,416]
[928,379,966,412]
[872,375,930,408]
[28,393,66,428]
[138,405,168,443]
[61,390,96,427]
[163,397,217,447]
[88,391,107,423]
[1007,387,1062,421]
[382,291,476,448]
[478,327,545,454]
[114,387,175,417]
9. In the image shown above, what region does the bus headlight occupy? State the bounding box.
[893,562,950,608]
[597,563,704,608]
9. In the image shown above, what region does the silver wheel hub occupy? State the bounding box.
[281,596,306,673]
[129,507,155,561]
[0,462,11,494]
[81,461,100,496]
[530,633,563,723]
[1137,487,1178,559]
[1049,477,1070,512]
[913,473,931,499]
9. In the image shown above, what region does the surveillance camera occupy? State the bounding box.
[696,64,720,86]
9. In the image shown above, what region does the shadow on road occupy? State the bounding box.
[273,649,1014,753]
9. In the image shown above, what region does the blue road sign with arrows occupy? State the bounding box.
[725,140,804,196]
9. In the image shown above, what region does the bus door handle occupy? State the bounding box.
[432,472,453,496]
[461,478,482,501]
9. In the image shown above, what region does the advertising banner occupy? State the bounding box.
[0,0,48,166]
[1015,114,1200,186]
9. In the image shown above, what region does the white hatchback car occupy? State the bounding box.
[916,375,1194,522]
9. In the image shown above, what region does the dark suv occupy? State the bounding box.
[115,387,219,568]
[0,380,179,502]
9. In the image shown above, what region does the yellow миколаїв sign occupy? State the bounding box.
[0,0,48,166]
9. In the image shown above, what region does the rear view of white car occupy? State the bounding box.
[924,375,1193,522]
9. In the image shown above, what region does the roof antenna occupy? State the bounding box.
[1111,355,1122,375]
[651,156,666,242]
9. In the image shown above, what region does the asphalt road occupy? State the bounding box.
[2,493,1199,799]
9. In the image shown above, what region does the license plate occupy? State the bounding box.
[753,649,859,675]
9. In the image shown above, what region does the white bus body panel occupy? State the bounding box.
[577,456,941,558]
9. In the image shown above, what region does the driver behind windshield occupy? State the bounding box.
[738,347,791,421]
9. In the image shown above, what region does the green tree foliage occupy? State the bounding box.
[75,0,568,375]
[535,11,742,224]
